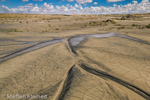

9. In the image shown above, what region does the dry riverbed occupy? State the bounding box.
[0,13,150,100]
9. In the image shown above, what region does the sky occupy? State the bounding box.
[0,0,150,14]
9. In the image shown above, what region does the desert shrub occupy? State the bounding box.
[115,24,121,26]
[7,29,13,32]
[55,28,60,30]
[89,21,92,25]
[146,24,150,28]
[81,24,87,28]
[14,29,18,32]
[48,24,51,27]
[7,29,22,32]
[132,24,138,26]
[118,26,125,29]
[103,19,116,24]
[121,17,126,20]
[138,25,145,29]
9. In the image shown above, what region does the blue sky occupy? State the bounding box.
[0,0,144,8]
[0,0,150,14]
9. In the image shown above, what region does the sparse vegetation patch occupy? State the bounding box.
[118,26,125,29]
[132,24,138,27]
[5,29,23,32]
[146,24,150,28]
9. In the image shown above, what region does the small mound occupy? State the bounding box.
[104,19,116,24]
[121,14,138,20]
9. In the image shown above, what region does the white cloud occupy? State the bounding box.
[0,0,150,14]
[132,1,138,4]
[75,3,83,10]
[24,3,34,9]
[76,0,93,4]
[35,4,38,7]
[65,0,92,4]
[142,0,149,2]
[66,4,70,7]
[65,0,93,4]
[75,3,81,7]
[94,2,97,4]
[66,0,74,2]
[113,4,117,6]
[106,0,124,2]
[22,0,29,2]
[43,2,54,10]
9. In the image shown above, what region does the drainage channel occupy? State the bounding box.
[0,39,62,62]
[1,32,149,63]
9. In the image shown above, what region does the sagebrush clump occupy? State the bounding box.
[146,24,150,28]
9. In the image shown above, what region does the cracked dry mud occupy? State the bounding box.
[0,32,150,100]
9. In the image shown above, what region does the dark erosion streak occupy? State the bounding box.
[58,65,75,100]
[80,63,150,100]
[115,34,150,45]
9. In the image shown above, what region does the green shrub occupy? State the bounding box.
[7,29,13,32]
[89,21,92,25]
[7,29,22,32]
[100,22,102,25]
[146,24,150,28]
[81,24,87,28]
[132,24,138,26]
[14,29,18,32]
[118,26,125,29]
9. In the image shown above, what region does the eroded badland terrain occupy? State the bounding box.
[0,13,150,100]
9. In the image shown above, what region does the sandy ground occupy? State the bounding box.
[0,13,150,100]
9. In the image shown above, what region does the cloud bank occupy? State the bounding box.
[0,0,150,14]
